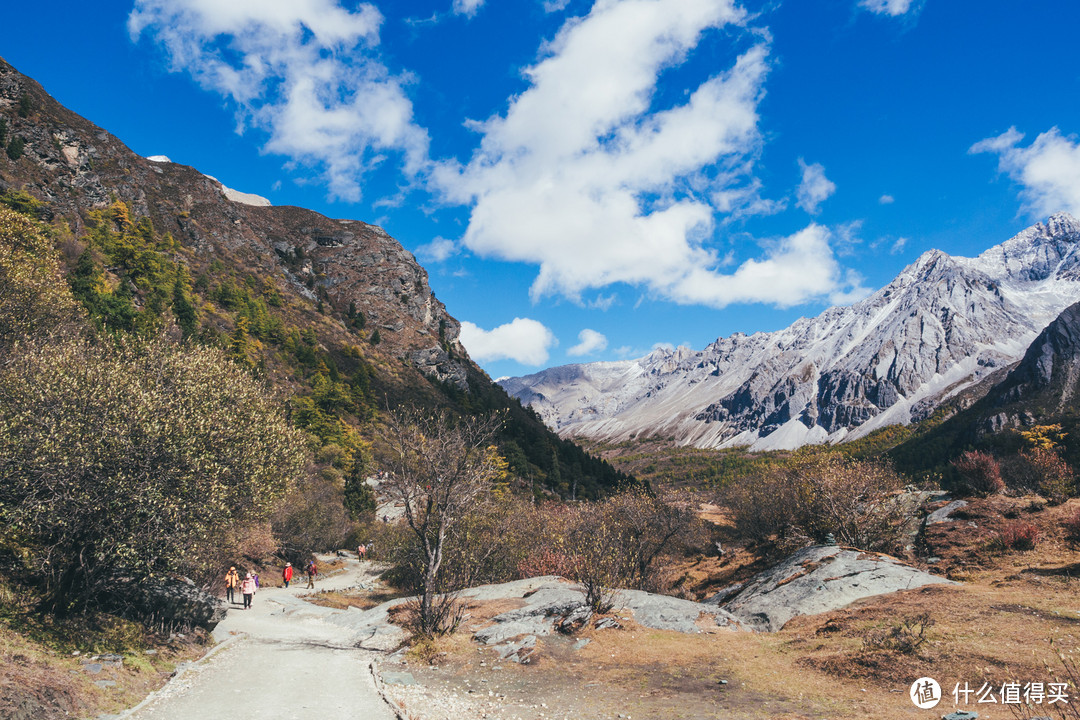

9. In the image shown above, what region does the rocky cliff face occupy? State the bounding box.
[501,215,1080,451]
[0,56,468,389]
[979,300,1080,432]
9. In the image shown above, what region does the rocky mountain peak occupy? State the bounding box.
[0,55,470,389]
[502,214,1080,452]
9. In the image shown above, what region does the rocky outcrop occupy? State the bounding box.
[713,545,956,632]
[104,577,227,630]
[502,215,1080,451]
[0,56,470,383]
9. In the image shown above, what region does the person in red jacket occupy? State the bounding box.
[282,562,293,588]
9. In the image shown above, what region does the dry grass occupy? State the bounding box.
[0,620,210,720]
[390,496,1080,720]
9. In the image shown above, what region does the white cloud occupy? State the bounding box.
[971,127,1080,218]
[890,236,908,254]
[796,159,836,215]
[588,293,617,311]
[879,194,894,204]
[129,0,430,202]
[453,0,485,16]
[433,0,840,308]
[543,0,571,11]
[663,224,862,308]
[858,0,918,16]
[459,318,557,365]
[568,328,608,356]
[415,236,458,263]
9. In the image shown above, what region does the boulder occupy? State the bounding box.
[106,576,227,630]
[718,545,956,632]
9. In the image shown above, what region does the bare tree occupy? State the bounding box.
[382,406,505,636]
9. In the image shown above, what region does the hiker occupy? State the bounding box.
[241,572,257,610]
[224,566,240,604]
[282,562,293,588]
[306,559,317,589]
[252,571,260,589]
[357,543,366,560]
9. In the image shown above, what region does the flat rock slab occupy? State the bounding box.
[470,577,743,646]
[926,500,969,525]
[719,545,957,632]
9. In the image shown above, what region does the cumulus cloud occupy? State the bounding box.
[796,159,836,215]
[568,329,608,356]
[459,318,557,365]
[129,0,429,201]
[890,236,908,254]
[415,236,458,263]
[858,0,919,16]
[433,0,849,308]
[971,127,1080,218]
[663,224,863,307]
[879,194,894,204]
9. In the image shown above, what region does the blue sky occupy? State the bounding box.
[4,0,1080,379]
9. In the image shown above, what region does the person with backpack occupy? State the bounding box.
[305,559,317,589]
[240,572,257,610]
[224,566,240,604]
[282,562,293,588]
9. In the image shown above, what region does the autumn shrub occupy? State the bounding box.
[722,454,907,552]
[1064,508,1080,547]
[951,450,1005,498]
[0,336,307,615]
[998,521,1040,551]
[1020,448,1075,505]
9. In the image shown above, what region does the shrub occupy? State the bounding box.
[1063,508,1080,547]
[722,454,907,552]
[0,337,307,615]
[5,137,24,161]
[998,521,1040,551]
[1021,448,1075,505]
[861,613,935,655]
[951,450,1005,497]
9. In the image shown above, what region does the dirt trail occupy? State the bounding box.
[125,557,398,720]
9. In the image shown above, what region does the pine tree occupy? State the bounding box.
[172,267,198,339]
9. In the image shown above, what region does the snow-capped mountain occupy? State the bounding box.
[499,214,1080,451]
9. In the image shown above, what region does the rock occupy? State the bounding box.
[494,635,537,664]
[555,605,592,634]
[926,500,969,525]
[381,671,417,686]
[572,638,590,650]
[941,712,978,720]
[84,663,103,675]
[105,577,227,630]
[594,617,620,630]
[93,680,117,689]
[720,545,957,632]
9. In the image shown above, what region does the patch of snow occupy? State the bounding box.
[146,155,172,163]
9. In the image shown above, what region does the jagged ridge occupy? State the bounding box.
[501,214,1080,451]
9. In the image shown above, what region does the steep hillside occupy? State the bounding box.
[0,56,629,498]
[502,215,1080,452]
[891,300,1080,476]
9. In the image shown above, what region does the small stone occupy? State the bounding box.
[941,712,978,720]
[85,663,103,675]
[94,680,117,689]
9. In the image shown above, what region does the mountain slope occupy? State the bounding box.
[890,300,1080,476]
[501,215,1080,451]
[0,56,630,498]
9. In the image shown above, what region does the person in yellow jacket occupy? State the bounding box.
[224,566,240,605]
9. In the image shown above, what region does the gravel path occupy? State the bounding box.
[126,558,398,720]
